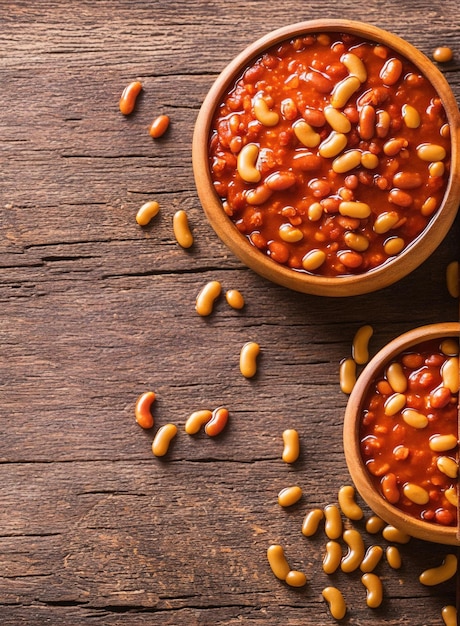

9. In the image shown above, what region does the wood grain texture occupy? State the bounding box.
[1,1,459,624]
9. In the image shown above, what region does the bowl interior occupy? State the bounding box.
[343,322,460,545]
[193,19,460,297]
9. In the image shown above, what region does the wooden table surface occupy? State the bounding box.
[1,1,459,624]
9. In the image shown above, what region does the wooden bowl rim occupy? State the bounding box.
[192,19,460,297]
[343,322,460,545]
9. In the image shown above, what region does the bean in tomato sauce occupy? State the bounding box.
[209,33,451,277]
[359,338,459,527]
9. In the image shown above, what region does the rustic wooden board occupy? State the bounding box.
[1,1,459,624]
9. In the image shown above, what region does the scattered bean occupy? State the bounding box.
[324,504,343,540]
[352,325,373,366]
[381,525,411,544]
[302,508,324,537]
[338,485,363,520]
[285,570,307,587]
[385,545,402,569]
[365,515,385,534]
[239,341,260,378]
[433,47,453,63]
[134,391,156,429]
[136,200,160,226]
[184,409,213,435]
[441,605,457,626]
[173,209,194,248]
[152,423,178,457]
[282,429,300,464]
[205,406,229,437]
[419,553,457,586]
[267,544,290,580]
[360,545,383,573]
[323,540,342,574]
[149,114,170,138]
[195,280,222,316]
[361,572,383,608]
[119,80,142,115]
[339,357,357,394]
[278,485,303,507]
[322,586,347,620]
[225,289,245,310]
[341,529,365,573]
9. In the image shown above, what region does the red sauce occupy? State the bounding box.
[359,338,459,527]
[209,33,450,277]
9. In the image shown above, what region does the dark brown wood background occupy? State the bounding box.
[1,1,459,624]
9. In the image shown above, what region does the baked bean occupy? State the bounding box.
[253,95,280,126]
[279,223,304,243]
[429,433,457,451]
[205,406,229,437]
[324,105,351,133]
[323,540,342,574]
[149,114,170,138]
[330,75,360,109]
[267,544,290,580]
[322,586,347,620]
[302,508,324,536]
[266,170,296,191]
[383,236,404,256]
[352,325,373,366]
[361,573,383,608]
[119,80,142,115]
[392,171,422,189]
[441,338,459,356]
[282,429,300,464]
[383,137,408,156]
[332,149,361,174]
[239,341,260,378]
[237,143,261,183]
[441,356,459,392]
[375,110,391,138]
[318,131,348,158]
[339,201,371,218]
[401,104,420,129]
[402,408,428,429]
[324,504,342,539]
[152,423,178,457]
[225,289,245,310]
[403,483,429,505]
[136,200,160,226]
[419,554,457,586]
[380,57,403,85]
[358,104,375,140]
[278,485,302,507]
[302,248,326,271]
[195,280,222,316]
[343,232,369,252]
[339,357,356,394]
[173,209,194,249]
[384,392,406,416]
[366,515,385,534]
[381,525,411,544]
[433,47,453,63]
[436,456,458,478]
[429,161,445,177]
[293,119,321,147]
[134,391,156,429]
[446,261,460,298]
[285,570,307,587]
[360,151,379,169]
[444,487,458,507]
[416,143,446,162]
[360,545,383,573]
[246,183,273,205]
[441,605,457,626]
[421,196,438,216]
[388,189,412,208]
[185,409,213,435]
[386,362,407,392]
[381,472,400,503]
[341,52,367,82]
[385,545,402,569]
[305,69,333,93]
[307,202,323,221]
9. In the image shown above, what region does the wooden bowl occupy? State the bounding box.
[343,322,460,545]
[193,20,460,297]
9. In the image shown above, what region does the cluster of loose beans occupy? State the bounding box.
[209,34,452,277]
[268,432,457,622]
